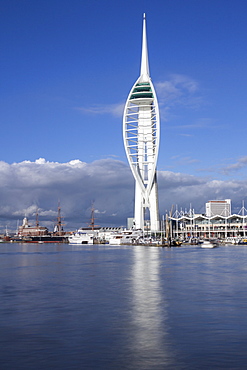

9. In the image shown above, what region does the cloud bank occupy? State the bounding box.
[0,158,247,232]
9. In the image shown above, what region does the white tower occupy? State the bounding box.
[123,14,160,231]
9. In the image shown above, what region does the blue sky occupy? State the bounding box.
[1,0,247,230]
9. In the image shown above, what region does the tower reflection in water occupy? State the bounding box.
[129,246,175,368]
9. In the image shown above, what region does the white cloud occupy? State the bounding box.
[155,74,200,105]
[173,117,216,130]
[75,102,124,117]
[221,156,247,175]
[1,158,247,232]
[155,74,204,122]
[94,209,106,214]
[199,156,247,176]
[169,155,200,166]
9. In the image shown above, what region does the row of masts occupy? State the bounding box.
[34,202,65,235]
[32,202,97,234]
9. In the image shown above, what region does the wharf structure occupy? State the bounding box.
[169,200,247,240]
[123,14,160,232]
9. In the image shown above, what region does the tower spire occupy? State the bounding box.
[140,13,150,82]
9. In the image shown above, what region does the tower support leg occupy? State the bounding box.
[134,182,144,230]
[149,176,160,231]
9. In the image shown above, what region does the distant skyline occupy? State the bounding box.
[1,0,247,231]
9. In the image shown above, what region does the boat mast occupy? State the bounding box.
[35,208,40,236]
[36,208,39,228]
[54,201,65,235]
[87,203,100,231]
[89,204,95,231]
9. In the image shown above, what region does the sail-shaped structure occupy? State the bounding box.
[123,14,160,231]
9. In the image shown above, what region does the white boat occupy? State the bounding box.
[224,237,241,245]
[201,239,219,248]
[108,234,123,245]
[108,229,142,245]
[68,230,94,245]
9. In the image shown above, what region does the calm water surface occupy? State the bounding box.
[0,243,247,369]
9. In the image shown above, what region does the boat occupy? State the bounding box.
[22,235,67,243]
[161,207,183,247]
[16,206,68,243]
[238,238,247,245]
[68,230,94,245]
[108,229,143,245]
[188,237,202,245]
[160,238,182,247]
[224,237,241,245]
[108,234,123,245]
[201,239,219,248]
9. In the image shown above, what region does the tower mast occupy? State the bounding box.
[140,13,150,80]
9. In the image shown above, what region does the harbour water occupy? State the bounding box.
[0,243,247,369]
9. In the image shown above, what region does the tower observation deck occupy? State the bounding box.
[123,14,160,231]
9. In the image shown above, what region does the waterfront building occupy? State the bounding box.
[169,200,247,240]
[206,199,231,217]
[127,218,135,230]
[123,14,160,231]
[18,217,49,237]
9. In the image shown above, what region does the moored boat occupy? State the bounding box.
[108,229,142,245]
[68,230,94,245]
[201,239,219,248]
[224,237,241,245]
[22,235,67,243]
[161,239,182,247]
[238,238,247,245]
